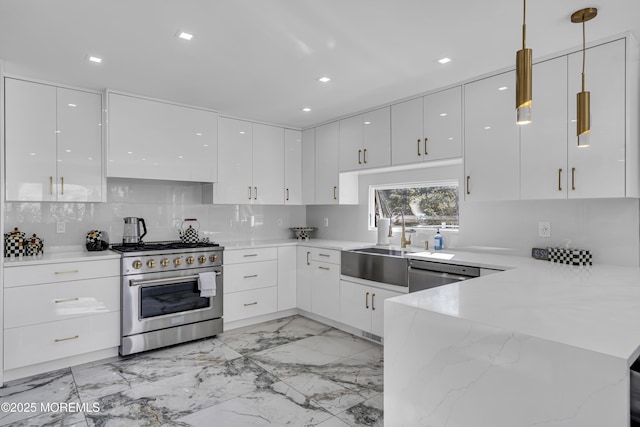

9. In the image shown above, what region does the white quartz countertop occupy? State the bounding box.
[394,249,640,364]
[3,247,121,266]
[219,239,370,251]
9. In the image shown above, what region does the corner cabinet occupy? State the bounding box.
[4,78,103,202]
[339,279,402,338]
[296,247,340,322]
[391,86,462,166]
[213,118,284,205]
[464,71,520,201]
[339,107,391,172]
[107,92,218,182]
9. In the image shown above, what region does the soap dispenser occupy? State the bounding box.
[434,229,443,250]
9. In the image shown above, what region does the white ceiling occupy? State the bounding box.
[0,0,639,129]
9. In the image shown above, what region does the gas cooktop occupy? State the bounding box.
[111,240,220,253]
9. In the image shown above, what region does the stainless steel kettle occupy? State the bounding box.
[123,217,147,245]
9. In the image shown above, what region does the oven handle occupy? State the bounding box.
[130,271,221,287]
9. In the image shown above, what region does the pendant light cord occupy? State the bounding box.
[582,20,586,92]
[522,0,527,50]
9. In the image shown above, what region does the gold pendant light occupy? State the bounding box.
[571,7,597,148]
[516,0,532,125]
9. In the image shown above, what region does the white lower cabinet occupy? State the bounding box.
[296,247,313,312]
[296,247,341,322]
[223,287,278,323]
[339,280,402,337]
[277,246,297,311]
[3,257,120,373]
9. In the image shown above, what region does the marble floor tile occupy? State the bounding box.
[177,381,333,426]
[337,393,384,427]
[1,316,385,426]
[220,315,333,355]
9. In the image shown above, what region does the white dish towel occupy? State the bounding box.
[198,272,217,297]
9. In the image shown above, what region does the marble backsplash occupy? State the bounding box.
[4,179,307,248]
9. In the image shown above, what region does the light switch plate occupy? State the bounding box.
[538,221,551,238]
[56,222,65,233]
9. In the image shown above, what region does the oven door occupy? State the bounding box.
[122,266,223,337]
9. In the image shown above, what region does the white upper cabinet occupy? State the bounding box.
[567,39,626,199]
[422,86,462,161]
[301,128,316,205]
[392,87,462,166]
[339,107,391,172]
[464,71,520,201]
[520,57,569,200]
[284,129,302,205]
[252,123,284,204]
[5,78,103,202]
[315,122,340,204]
[214,118,284,204]
[108,92,218,182]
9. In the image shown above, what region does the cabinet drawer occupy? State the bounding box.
[5,276,120,328]
[223,260,277,293]
[310,248,340,264]
[224,247,277,264]
[4,311,120,370]
[223,287,278,323]
[4,259,119,287]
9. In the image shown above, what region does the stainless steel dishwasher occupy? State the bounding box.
[408,259,480,293]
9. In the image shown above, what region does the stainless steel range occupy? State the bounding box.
[111,241,223,356]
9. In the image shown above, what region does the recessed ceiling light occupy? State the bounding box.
[88,56,102,63]
[178,155,184,159]
[203,144,209,147]
[440,113,448,117]
[302,107,312,112]
[318,76,331,83]
[127,151,133,154]
[29,152,36,156]
[484,126,491,130]
[195,132,202,136]
[88,157,93,160]
[448,137,454,141]
[65,149,71,153]
[239,131,246,135]
[498,86,508,91]
[438,57,452,64]
[68,103,77,107]
[364,121,371,125]
[178,31,194,41]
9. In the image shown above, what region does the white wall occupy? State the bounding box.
[307,164,640,267]
[4,178,306,248]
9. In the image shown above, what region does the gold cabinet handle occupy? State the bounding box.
[286,188,289,201]
[61,177,64,195]
[254,187,257,200]
[571,167,576,191]
[318,253,330,257]
[55,269,79,275]
[358,149,362,164]
[466,176,471,195]
[248,186,252,200]
[365,291,370,309]
[318,266,330,270]
[243,254,258,257]
[363,148,367,164]
[55,335,79,343]
[306,251,310,265]
[243,274,258,279]
[372,293,376,311]
[54,297,79,304]
[49,176,53,195]
[558,168,563,191]
[417,139,421,156]
[333,186,337,200]
[424,138,428,156]
[243,301,258,307]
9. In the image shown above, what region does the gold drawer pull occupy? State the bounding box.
[54,297,80,304]
[243,274,258,279]
[54,269,79,275]
[243,301,258,307]
[243,254,258,257]
[55,335,79,343]
[363,148,367,164]
[571,167,576,191]
[365,291,369,309]
[372,293,376,311]
[318,253,330,257]
[358,149,362,164]
[417,139,421,156]
[558,168,563,191]
[466,176,471,195]
[318,266,330,270]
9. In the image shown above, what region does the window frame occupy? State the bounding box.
[368,179,460,231]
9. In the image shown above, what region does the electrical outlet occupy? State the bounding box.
[277,218,283,226]
[538,221,551,238]
[323,218,329,227]
[173,219,181,228]
[56,222,65,233]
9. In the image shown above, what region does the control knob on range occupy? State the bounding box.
[209,254,218,263]
[161,258,170,267]
[186,256,195,265]
[198,255,206,264]
[132,260,143,269]
[174,257,183,266]
[147,259,156,268]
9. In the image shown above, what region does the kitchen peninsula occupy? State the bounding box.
[385,251,640,426]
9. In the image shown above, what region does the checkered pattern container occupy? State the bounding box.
[548,247,592,266]
[4,228,26,258]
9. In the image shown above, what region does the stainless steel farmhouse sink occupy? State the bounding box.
[341,247,411,287]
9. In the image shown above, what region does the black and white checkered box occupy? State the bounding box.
[547,247,592,266]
